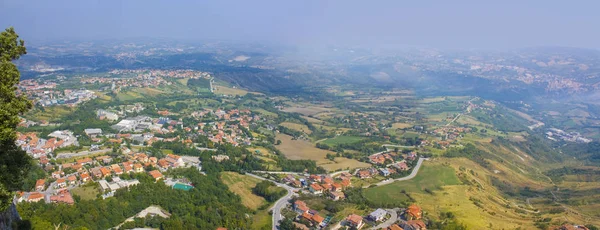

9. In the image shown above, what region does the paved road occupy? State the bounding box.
[367,158,428,188]
[370,208,399,230]
[246,173,296,230]
[55,149,112,159]
[252,171,304,175]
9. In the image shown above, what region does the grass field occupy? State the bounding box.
[275,133,370,171]
[282,104,332,116]
[71,185,99,201]
[24,105,73,122]
[280,122,312,134]
[391,122,413,129]
[220,172,267,210]
[364,163,461,205]
[214,86,248,96]
[321,136,363,145]
[116,91,143,101]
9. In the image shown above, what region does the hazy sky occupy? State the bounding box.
[1,0,598,49]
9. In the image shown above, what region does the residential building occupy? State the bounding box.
[400,220,427,230]
[149,170,163,181]
[406,204,422,220]
[35,179,45,191]
[309,183,324,195]
[345,214,364,229]
[369,208,387,222]
[27,192,44,202]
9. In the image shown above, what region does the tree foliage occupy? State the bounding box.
[0,27,32,211]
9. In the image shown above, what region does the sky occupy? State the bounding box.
[1,0,599,49]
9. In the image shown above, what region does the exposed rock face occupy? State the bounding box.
[0,202,20,230]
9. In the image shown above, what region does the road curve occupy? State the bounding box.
[370,208,399,230]
[245,173,296,230]
[365,157,428,188]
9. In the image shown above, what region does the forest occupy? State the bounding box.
[17,168,252,230]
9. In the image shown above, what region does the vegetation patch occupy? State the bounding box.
[220,172,267,210]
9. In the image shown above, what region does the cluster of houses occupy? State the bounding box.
[18,149,188,205]
[18,79,97,107]
[292,200,328,229]
[290,199,427,230]
[16,131,78,158]
[281,173,351,201]
[356,152,417,179]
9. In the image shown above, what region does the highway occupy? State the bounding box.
[245,173,296,230]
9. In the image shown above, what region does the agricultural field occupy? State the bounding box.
[282,104,333,116]
[214,85,248,96]
[220,172,267,210]
[279,122,312,134]
[275,133,369,171]
[23,105,73,122]
[320,136,363,145]
[391,122,413,129]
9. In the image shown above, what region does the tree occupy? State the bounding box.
[0,27,32,211]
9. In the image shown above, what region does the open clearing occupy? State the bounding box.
[391,122,413,129]
[364,163,461,204]
[214,86,248,96]
[282,105,332,116]
[220,172,267,210]
[275,133,370,171]
[321,136,363,145]
[280,122,312,134]
[71,185,99,201]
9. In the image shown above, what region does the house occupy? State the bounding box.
[345,214,364,229]
[329,191,345,201]
[294,200,310,213]
[341,178,351,187]
[312,214,325,226]
[166,154,184,167]
[379,168,391,177]
[35,179,45,191]
[123,164,133,173]
[84,128,102,137]
[133,164,144,173]
[322,177,334,185]
[67,175,77,185]
[27,192,44,202]
[100,167,111,177]
[309,183,324,194]
[387,224,404,230]
[406,204,422,220]
[292,180,302,188]
[309,174,322,183]
[321,183,332,191]
[51,171,63,179]
[80,173,91,183]
[50,191,74,205]
[56,178,67,188]
[392,161,409,171]
[149,170,163,181]
[77,157,93,166]
[112,165,123,175]
[157,159,170,170]
[369,208,387,222]
[90,168,103,179]
[400,220,426,230]
[96,156,113,164]
[357,169,373,179]
[332,183,343,192]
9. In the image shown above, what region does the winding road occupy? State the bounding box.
[366,157,428,188]
[245,173,297,230]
